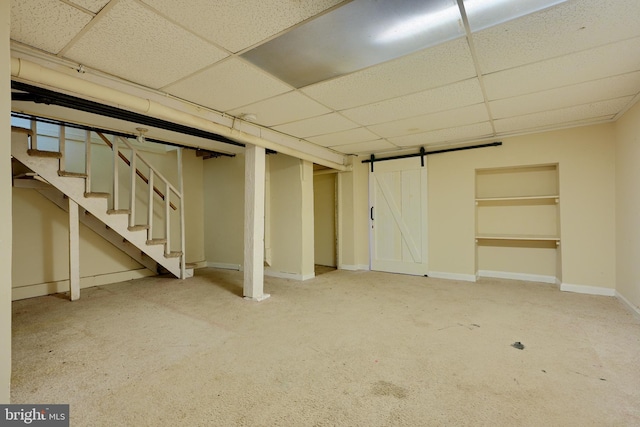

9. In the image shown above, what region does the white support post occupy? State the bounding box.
[68,199,80,301]
[85,130,91,193]
[30,119,37,150]
[129,153,136,228]
[243,144,269,301]
[147,171,154,241]
[113,138,119,210]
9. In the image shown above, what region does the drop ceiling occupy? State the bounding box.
[9,0,640,158]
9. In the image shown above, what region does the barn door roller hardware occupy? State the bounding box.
[363,142,502,172]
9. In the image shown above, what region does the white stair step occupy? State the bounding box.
[84,192,109,198]
[128,224,150,232]
[58,170,88,178]
[107,209,131,215]
[165,251,183,258]
[27,149,61,159]
[146,239,167,245]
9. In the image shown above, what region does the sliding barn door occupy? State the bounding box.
[369,158,428,276]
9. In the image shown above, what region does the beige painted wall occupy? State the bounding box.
[203,154,245,268]
[314,173,336,267]
[337,159,370,270]
[350,124,616,288]
[1,0,12,403]
[615,101,640,311]
[269,154,315,278]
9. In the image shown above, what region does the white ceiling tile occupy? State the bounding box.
[272,113,359,138]
[494,97,633,133]
[141,0,344,53]
[368,103,489,138]
[227,92,331,127]
[67,0,110,13]
[329,139,398,155]
[307,127,379,147]
[301,38,476,110]
[473,0,640,73]
[483,37,640,100]
[389,122,494,147]
[10,0,92,54]
[64,0,228,89]
[342,78,484,126]
[164,58,291,112]
[490,72,640,119]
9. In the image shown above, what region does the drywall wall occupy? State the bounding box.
[268,154,315,278]
[337,158,370,270]
[314,173,336,267]
[615,101,640,313]
[353,124,616,289]
[1,0,12,403]
[203,154,245,269]
[11,187,152,299]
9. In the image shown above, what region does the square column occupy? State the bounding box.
[68,199,80,301]
[243,145,269,301]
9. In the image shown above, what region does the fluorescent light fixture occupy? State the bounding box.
[376,6,461,43]
[463,0,569,32]
[242,0,463,88]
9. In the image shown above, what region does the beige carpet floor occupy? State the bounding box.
[11,268,640,426]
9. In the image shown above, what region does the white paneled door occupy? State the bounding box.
[369,157,428,276]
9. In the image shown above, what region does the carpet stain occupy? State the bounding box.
[372,381,408,399]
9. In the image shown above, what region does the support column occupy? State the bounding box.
[243,145,269,301]
[68,199,80,301]
[0,0,12,403]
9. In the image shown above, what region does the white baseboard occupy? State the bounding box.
[477,270,557,284]
[337,264,370,271]
[264,268,315,281]
[12,268,156,301]
[615,291,640,319]
[187,260,208,269]
[206,262,241,271]
[427,271,476,282]
[560,283,616,296]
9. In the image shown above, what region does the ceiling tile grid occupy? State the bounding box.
[140,0,345,53]
[330,139,398,155]
[272,113,360,139]
[473,0,640,74]
[67,0,110,14]
[489,71,640,119]
[389,122,494,147]
[341,78,485,126]
[64,0,229,89]
[163,58,292,113]
[307,127,381,147]
[227,91,331,127]
[482,36,640,101]
[10,0,92,54]
[300,37,477,110]
[494,96,633,134]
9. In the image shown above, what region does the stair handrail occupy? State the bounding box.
[114,135,185,279]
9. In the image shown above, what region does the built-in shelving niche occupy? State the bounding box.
[475,164,561,284]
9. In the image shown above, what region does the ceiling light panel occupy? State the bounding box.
[463,0,567,32]
[10,0,92,54]
[301,38,476,110]
[241,0,463,88]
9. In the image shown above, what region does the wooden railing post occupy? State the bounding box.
[59,125,66,171]
[129,152,136,228]
[85,130,91,193]
[147,171,154,241]
[30,119,37,150]
[177,148,186,279]
[165,181,171,255]
[113,137,119,210]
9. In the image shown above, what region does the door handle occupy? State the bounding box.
[370,206,374,220]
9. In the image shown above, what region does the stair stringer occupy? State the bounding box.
[11,134,183,278]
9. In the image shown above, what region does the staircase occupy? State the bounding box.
[11,124,192,282]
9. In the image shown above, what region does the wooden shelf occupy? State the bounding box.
[475,234,560,243]
[476,195,559,203]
